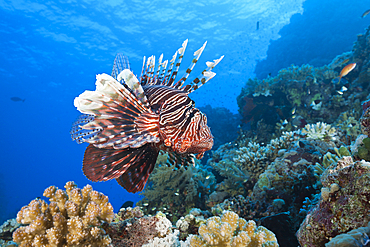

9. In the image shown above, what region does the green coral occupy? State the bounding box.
[187,210,278,247]
[312,146,351,182]
[355,137,370,161]
[335,110,361,141]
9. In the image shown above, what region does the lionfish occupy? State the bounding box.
[71,40,223,193]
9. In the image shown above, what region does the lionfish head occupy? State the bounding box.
[174,108,213,157]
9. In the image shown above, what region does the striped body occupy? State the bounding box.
[145,85,213,157]
[71,40,223,192]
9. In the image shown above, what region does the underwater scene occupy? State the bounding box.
[2,0,370,246]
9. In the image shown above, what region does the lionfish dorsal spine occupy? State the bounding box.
[158,60,168,84]
[153,53,163,84]
[146,55,156,85]
[174,41,207,89]
[184,55,224,93]
[167,39,188,87]
[117,69,149,108]
[163,51,177,85]
[139,56,146,83]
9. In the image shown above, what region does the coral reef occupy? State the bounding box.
[114,206,144,222]
[325,221,370,247]
[360,99,370,137]
[106,211,173,247]
[176,208,210,241]
[297,157,370,246]
[12,181,113,247]
[138,157,216,223]
[187,210,278,247]
[0,219,20,241]
[237,25,370,142]
[301,122,337,141]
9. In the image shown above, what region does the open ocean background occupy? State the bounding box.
[1,0,369,224]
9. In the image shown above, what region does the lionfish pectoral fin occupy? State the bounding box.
[73,70,161,149]
[117,69,149,107]
[83,144,159,193]
[111,53,130,81]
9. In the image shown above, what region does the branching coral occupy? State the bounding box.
[187,210,278,247]
[301,122,337,141]
[12,181,113,247]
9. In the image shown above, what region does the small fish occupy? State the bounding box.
[11,97,25,102]
[336,63,356,84]
[362,9,370,18]
[71,40,223,193]
[337,90,343,95]
[313,102,322,111]
[340,58,350,65]
[256,21,259,30]
[291,107,296,115]
[282,119,288,125]
[310,100,322,110]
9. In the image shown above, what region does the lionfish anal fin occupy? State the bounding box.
[83,143,159,193]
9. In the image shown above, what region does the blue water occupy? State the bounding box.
[0,0,369,224]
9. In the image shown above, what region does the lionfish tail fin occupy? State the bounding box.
[83,144,159,193]
[174,41,207,89]
[73,72,160,149]
[183,55,224,93]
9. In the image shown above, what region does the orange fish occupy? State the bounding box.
[362,9,370,18]
[337,63,356,84]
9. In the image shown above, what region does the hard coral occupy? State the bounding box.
[106,211,172,247]
[301,122,337,141]
[360,99,370,137]
[297,157,370,246]
[187,210,278,247]
[13,181,113,247]
[325,221,370,247]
